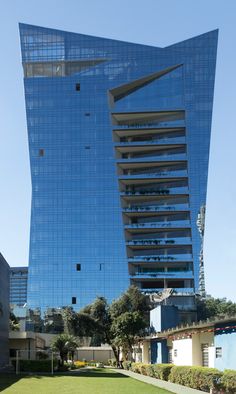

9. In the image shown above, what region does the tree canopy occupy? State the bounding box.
[197,296,236,320]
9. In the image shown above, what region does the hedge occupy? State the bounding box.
[221,370,236,394]
[152,364,173,381]
[168,366,223,392]
[16,360,53,372]
[121,362,236,393]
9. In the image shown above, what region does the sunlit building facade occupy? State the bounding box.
[19,24,217,315]
[10,267,28,306]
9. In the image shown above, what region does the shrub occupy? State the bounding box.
[36,351,49,360]
[139,363,155,376]
[221,370,236,394]
[129,363,153,376]
[17,360,53,372]
[169,366,223,392]
[107,358,117,367]
[152,364,173,381]
[74,360,86,368]
[123,361,132,370]
[130,363,142,374]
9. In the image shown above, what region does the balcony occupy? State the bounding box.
[113,126,185,140]
[130,271,194,279]
[117,154,187,163]
[115,136,186,146]
[128,255,193,262]
[119,170,188,179]
[125,221,191,229]
[111,110,185,127]
[121,188,189,196]
[123,204,189,212]
[126,238,192,246]
[141,288,195,294]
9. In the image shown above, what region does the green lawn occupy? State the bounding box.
[0,368,173,394]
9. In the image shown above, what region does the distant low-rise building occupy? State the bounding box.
[0,253,10,368]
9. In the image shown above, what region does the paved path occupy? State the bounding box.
[116,369,207,394]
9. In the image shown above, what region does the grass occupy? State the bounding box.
[0,368,173,394]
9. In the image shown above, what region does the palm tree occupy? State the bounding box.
[51,334,78,366]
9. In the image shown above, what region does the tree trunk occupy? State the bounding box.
[111,345,122,368]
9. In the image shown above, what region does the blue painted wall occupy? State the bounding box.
[151,339,168,364]
[150,305,179,332]
[214,325,236,371]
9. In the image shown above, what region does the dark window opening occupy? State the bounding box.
[72,297,76,304]
[85,146,90,150]
[76,264,81,271]
[85,113,90,116]
[216,347,222,358]
[75,83,80,91]
[10,349,17,357]
[39,149,44,157]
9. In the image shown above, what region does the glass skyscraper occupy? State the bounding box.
[10,267,28,307]
[19,24,218,316]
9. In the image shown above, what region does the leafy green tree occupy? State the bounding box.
[110,285,150,319]
[77,287,150,366]
[197,296,236,320]
[111,311,147,361]
[51,334,79,366]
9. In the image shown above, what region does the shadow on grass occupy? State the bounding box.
[0,369,128,391]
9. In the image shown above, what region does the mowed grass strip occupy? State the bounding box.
[0,368,173,394]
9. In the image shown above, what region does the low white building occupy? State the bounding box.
[141,314,236,370]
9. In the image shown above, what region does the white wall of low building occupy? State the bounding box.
[172,338,192,366]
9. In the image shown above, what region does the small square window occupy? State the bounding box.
[85,146,90,150]
[85,113,90,117]
[75,83,80,91]
[39,149,44,157]
[76,264,81,271]
[72,297,76,305]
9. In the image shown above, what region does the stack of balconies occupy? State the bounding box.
[112,111,194,297]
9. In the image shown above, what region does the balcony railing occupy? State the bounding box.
[126,238,191,246]
[117,154,187,162]
[125,221,191,229]
[121,188,189,196]
[128,255,193,262]
[115,136,186,146]
[130,271,193,279]
[141,287,194,294]
[114,120,185,129]
[119,170,188,178]
[123,205,189,212]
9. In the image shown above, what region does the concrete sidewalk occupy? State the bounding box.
[116,369,207,394]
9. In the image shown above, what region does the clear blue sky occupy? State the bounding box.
[0,0,235,301]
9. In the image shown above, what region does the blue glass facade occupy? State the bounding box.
[10,267,28,306]
[19,24,217,313]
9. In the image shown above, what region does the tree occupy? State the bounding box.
[111,311,147,361]
[110,285,150,319]
[51,334,78,366]
[197,296,236,320]
[77,287,150,366]
[109,287,150,364]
